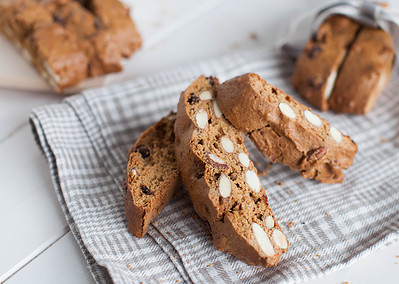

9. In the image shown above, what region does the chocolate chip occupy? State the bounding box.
[187,93,199,105]
[308,76,324,89]
[308,45,322,59]
[140,185,151,195]
[136,145,150,159]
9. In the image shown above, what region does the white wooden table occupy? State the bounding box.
[1,1,398,283]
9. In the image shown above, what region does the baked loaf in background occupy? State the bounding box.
[124,113,181,238]
[217,73,358,184]
[328,27,395,114]
[291,15,360,111]
[291,15,394,114]
[174,75,288,267]
[0,0,142,92]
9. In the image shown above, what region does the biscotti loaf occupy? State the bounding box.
[217,73,358,184]
[174,75,288,267]
[291,15,360,111]
[328,27,394,114]
[291,15,394,114]
[0,0,142,92]
[124,113,181,238]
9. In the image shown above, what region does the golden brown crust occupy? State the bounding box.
[291,15,394,114]
[328,28,394,114]
[0,0,142,92]
[174,75,288,267]
[124,113,181,238]
[291,15,360,111]
[217,73,358,183]
[28,24,89,91]
[88,0,142,58]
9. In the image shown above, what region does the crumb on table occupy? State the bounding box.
[250,32,259,41]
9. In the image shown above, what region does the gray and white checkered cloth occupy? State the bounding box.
[30,47,399,283]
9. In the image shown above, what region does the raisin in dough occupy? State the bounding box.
[124,113,181,238]
[217,73,358,184]
[291,15,360,111]
[174,75,288,267]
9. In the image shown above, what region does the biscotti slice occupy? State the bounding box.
[291,15,360,111]
[27,23,89,92]
[328,27,394,114]
[217,73,358,184]
[174,76,288,267]
[124,113,181,238]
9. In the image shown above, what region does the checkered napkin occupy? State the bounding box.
[30,47,399,283]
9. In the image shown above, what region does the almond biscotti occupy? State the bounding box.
[174,75,288,267]
[124,113,181,238]
[217,73,358,184]
[291,15,394,114]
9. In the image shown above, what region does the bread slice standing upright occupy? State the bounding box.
[174,75,288,267]
[124,112,181,238]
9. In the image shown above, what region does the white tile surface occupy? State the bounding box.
[0,0,398,283]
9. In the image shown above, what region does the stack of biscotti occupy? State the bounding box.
[291,15,394,114]
[174,76,289,266]
[0,0,142,92]
[124,73,358,267]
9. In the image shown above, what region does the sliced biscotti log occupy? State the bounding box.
[217,73,358,184]
[124,112,181,238]
[291,15,360,111]
[328,27,394,114]
[174,75,288,267]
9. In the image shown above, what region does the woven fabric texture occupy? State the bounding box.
[30,48,399,283]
